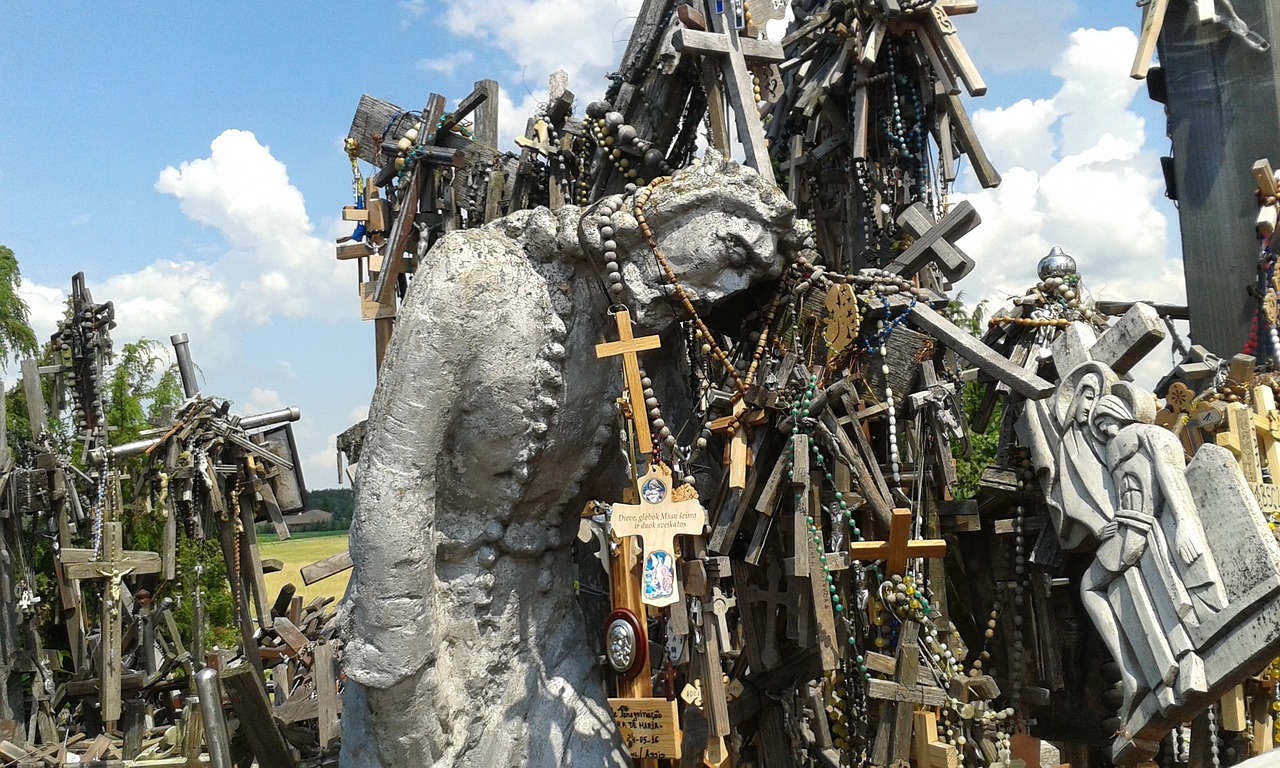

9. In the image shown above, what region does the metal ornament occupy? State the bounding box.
[1037,245,1078,280]
[604,607,648,679]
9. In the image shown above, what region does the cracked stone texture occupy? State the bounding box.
[339,153,796,767]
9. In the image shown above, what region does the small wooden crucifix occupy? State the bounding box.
[596,309,662,452]
[611,464,707,608]
[62,520,162,725]
[708,396,769,489]
[847,507,947,578]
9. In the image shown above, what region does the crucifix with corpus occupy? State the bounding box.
[708,393,769,489]
[62,517,162,725]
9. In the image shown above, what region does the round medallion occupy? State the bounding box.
[641,477,668,504]
[603,608,647,679]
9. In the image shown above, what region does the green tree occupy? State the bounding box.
[943,298,1003,500]
[0,246,38,371]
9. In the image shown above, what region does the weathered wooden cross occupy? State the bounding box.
[1049,301,1167,379]
[671,2,783,184]
[1130,0,1170,79]
[596,309,662,452]
[847,507,947,578]
[62,520,162,724]
[885,200,979,283]
[611,464,706,608]
[867,620,948,765]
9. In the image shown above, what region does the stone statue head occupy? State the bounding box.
[1053,361,1121,430]
[579,150,798,328]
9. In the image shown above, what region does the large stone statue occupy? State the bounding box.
[339,153,796,767]
[1018,310,1280,763]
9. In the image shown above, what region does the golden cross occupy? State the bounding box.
[848,508,947,578]
[596,309,662,453]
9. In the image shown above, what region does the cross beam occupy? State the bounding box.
[848,508,946,577]
[596,309,662,452]
[886,201,979,283]
[672,5,783,184]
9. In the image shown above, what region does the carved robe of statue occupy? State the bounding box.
[1081,387,1225,713]
[339,153,797,768]
[1018,361,1120,550]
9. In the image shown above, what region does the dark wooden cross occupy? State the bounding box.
[595,309,662,451]
[672,2,784,184]
[885,200,979,283]
[63,520,161,725]
[868,621,948,766]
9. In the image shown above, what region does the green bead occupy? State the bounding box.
[834,603,845,613]
[829,585,837,593]
[834,491,843,499]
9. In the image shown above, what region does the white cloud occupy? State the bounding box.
[960,27,1180,308]
[22,129,350,347]
[435,0,643,146]
[246,387,285,415]
[956,26,1183,388]
[417,50,475,77]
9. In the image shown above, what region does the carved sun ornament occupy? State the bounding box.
[1166,382,1194,414]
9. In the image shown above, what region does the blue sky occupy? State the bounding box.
[0,1,1182,489]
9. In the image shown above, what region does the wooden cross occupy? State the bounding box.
[708,397,768,489]
[1048,301,1166,379]
[847,508,947,578]
[62,520,161,724]
[885,201,979,283]
[706,585,738,655]
[671,2,783,184]
[738,561,787,668]
[913,710,961,768]
[868,621,947,766]
[611,464,706,608]
[1131,0,1170,79]
[596,309,662,452]
[916,5,986,97]
[514,120,556,156]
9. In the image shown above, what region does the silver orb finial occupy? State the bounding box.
[1038,246,1077,280]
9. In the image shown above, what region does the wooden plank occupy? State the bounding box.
[222,664,299,768]
[608,698,682,759]
[20,359,47,440]
[1131,0,1171,79]
[300,550,353,585]
[943,92,1001,189]
[314,642,338,750]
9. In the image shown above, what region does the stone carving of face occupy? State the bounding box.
[1073,374,1100,426]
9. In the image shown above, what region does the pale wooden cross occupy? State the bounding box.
[514,119,555,156]
[885,201,979,283]
[1049,302,1166,379]
[62,520,161,724]
[913,710,961,768]
[1131,0,1170,79]
[596,309,662,452]
[848,507,947,578]
[611,464,706,608]
[708,397,768,489]
[671,1,783,184]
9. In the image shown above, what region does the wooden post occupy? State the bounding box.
[222,664,299,768]
[1158,0,1280,356]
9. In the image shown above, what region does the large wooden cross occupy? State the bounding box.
[671,2,783,184]
[867,621,948,765]
[1049,301,1167,379]
[848,507,947,578]
[885,201,979,283]
[596,309,662,452]
[611,464,706,608]
[62,520,161,724]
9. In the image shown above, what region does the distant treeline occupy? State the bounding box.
[259,487,353,534]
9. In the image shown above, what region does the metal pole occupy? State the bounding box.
[170,333,201,398]
[195,667,233,768]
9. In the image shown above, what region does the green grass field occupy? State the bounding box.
[259,530,352,607]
